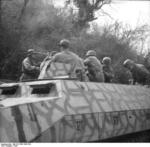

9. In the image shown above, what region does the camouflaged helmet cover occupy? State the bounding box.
[59,39,70,48]
[86,50,96,57]
[123,59,134,68]
[102,57,111,65]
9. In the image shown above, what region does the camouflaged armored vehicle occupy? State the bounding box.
[0,61,150,142]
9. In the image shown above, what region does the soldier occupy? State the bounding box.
[50,39,87,81]
[102,57,114,83]
[144,51,150,72]
[84,50,104,82]
[20,49,40,81]
[123,59,150,85]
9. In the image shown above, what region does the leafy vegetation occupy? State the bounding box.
[0,0,149,83]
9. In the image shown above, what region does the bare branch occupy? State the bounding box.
[96,0,111,10]
[18,0,29,21]
[99,9,113,20]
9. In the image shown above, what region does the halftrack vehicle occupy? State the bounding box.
[0,61,150,142]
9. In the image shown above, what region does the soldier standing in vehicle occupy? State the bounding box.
[20,49,40,81]
[84,50,104,82]
[102,57,114,83]
[50,39,87,81]
[123,59,150,85]
[144,51,150,72]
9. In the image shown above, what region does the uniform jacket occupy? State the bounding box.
[103,64,114,83]
[51,50,87,80]
[84,56,104,82]
[20,57,39,81]
[131,64,150,85]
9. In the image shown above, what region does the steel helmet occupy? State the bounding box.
[59,39,70,48]
[102,57,111,65]
[86,50,96,57]
[27,49,35,55]
[123,59,134,68]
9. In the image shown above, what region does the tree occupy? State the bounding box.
[0,0,2,26]
[0,0,25,80]
[66,0,111,31]
[0,0,75,80]
[0,0,148,83]
[19,0,29,21]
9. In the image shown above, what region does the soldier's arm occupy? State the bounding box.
[44,53,60,70]
[79,58,86,69]
[103,66,113,78]
[84,58,90,66]
[141,66,150,75]
[23,59,39,71]
[50,53,60,62]
[110,67,115,78]
[43,55,51,62]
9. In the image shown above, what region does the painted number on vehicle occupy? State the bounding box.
[75,119,84,132]
[112,116,119,125]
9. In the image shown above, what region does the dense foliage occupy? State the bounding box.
[0,0,149,83]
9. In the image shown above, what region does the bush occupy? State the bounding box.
[0,1,149,83]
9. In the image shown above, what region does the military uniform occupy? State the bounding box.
[102,57,114,83]
[144,53,150,72]
[102,65,114,83]
[51,50,87,81]
[130,64,150,85]
[20,52,40,81]
[123,59,150,85]
[84,51,104,82]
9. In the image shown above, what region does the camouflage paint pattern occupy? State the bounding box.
[39,62,89,81]
[0,62,150,142]
[39,62,74,79]
[0,80,150,142]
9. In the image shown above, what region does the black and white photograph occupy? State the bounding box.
[0,0,150,144]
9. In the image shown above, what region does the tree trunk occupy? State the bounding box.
[0,0,2,27]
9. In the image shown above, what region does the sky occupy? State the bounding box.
[50,0,150,51]
[95,0,150,28]
[52,0,150,28]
